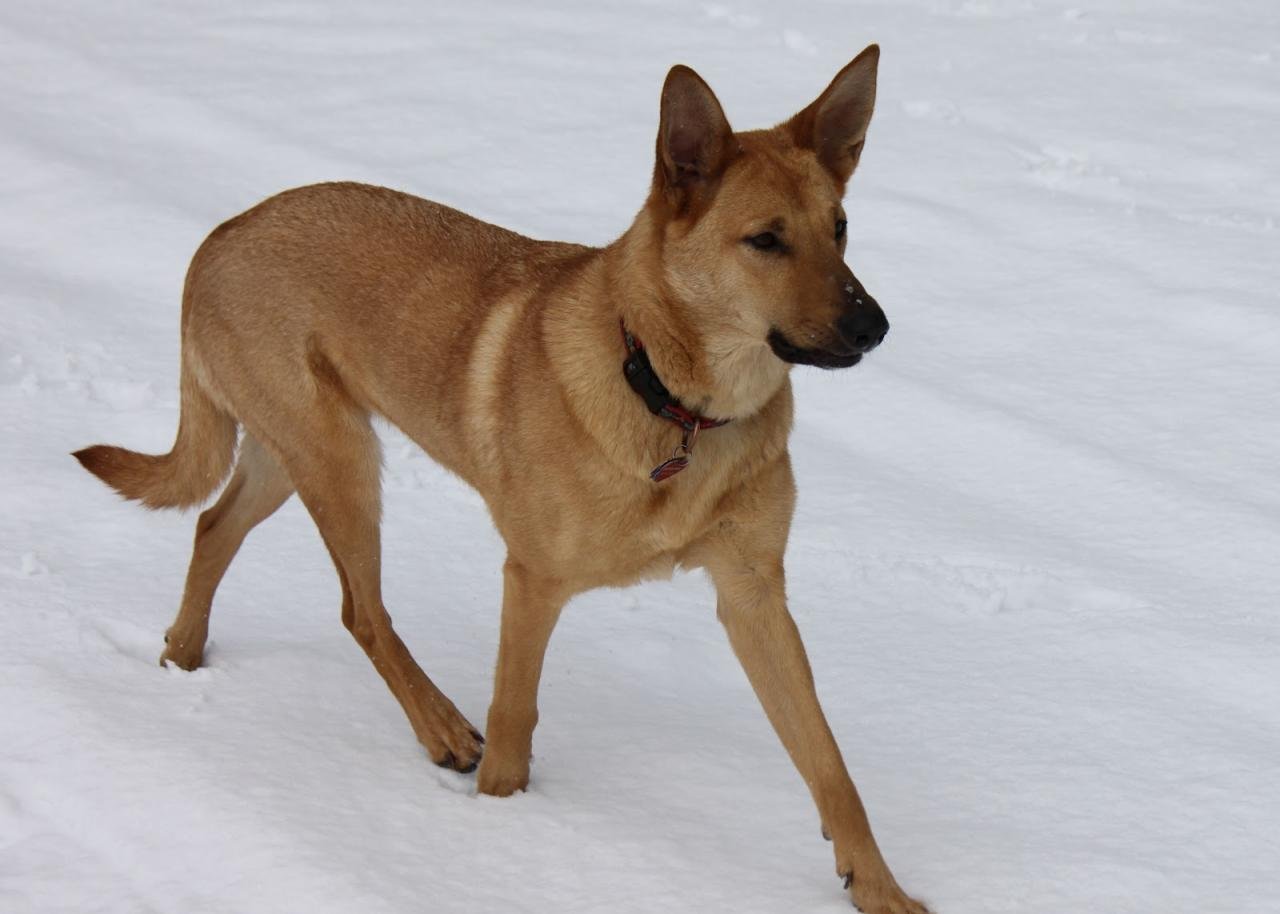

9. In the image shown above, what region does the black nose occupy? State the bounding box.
[836,293,889,353]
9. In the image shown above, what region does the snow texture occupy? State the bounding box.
[2,2,1278,913]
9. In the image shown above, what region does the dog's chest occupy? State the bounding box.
[529,466,739,586]
[488,384,792,588]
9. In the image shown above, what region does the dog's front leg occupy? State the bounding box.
[699,466,927,913]
[477,558,568,797]
[709,558,927,913]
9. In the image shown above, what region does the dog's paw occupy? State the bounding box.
[159,630,204,671]
[424,719,484,774]
[411,695,484,774]
[844,871,931,914]
[475,754,530,797]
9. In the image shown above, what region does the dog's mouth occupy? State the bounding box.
[767,330,864,370]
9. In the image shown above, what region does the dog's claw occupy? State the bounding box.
[432,741,483,773]
[843,872,854,891]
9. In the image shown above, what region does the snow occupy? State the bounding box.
[2,2,1279,912]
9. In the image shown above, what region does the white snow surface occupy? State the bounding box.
[3,2,1278,912]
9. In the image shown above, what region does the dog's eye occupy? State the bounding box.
[747,232,780,251]
[835,219,847,241]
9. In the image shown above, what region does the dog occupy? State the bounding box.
[74,45,927,913]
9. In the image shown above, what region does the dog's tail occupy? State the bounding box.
[74,360,237,510]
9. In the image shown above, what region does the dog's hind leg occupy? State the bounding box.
[161,433,295,670]
[476,559,568,796]
[274,398,484,773]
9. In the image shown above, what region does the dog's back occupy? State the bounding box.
[80,181,593,501]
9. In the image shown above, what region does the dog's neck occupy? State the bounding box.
[602,219,790,422]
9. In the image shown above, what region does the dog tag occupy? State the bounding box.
[650,424,698,482]
[650,454,690,482]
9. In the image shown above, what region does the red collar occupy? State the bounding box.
[620,321,729,482]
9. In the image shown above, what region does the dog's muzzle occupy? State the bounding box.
[835,289,889,355]
[768,279,889,370]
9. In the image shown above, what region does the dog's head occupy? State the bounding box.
[641,46,886,383]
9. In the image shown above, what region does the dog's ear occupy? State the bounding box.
[787,44,879,187]
[654,65,736,207]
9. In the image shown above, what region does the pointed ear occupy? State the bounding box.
[787,44,879,187]
[654,65,736,205]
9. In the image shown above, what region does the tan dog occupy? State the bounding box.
[75,45,927,913]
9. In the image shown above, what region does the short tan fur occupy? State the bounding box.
[75,45,927,913]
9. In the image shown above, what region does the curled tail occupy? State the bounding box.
[74,363,238,510]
